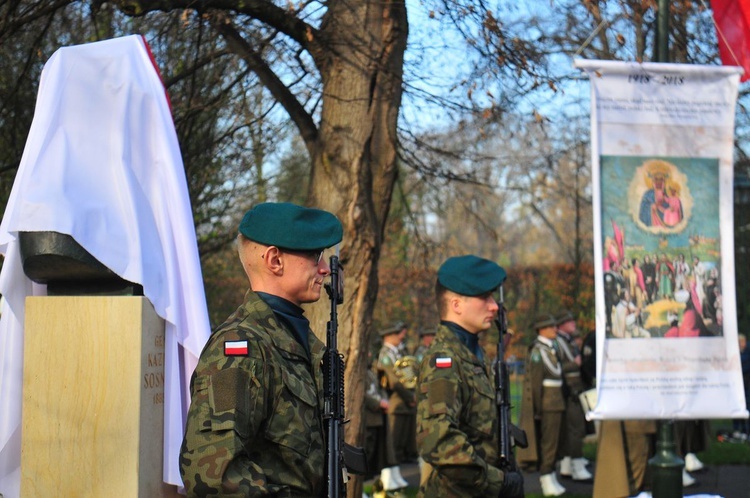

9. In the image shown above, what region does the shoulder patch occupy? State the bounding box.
[224,340,249,356]
[378,351,393,366]
[435,357,452,368]
[530,349,542,363]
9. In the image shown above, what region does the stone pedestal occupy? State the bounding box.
[21,296,178,497]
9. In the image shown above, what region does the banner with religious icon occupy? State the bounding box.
[574,59,748,419]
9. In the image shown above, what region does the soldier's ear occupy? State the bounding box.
[449,295,464,315]
[263,246,284,274]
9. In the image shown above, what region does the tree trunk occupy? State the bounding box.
[306,1,408,493]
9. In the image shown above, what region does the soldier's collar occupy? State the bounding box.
[257,291,311,357]
[384,342,400,353]
[537,335,556,347]
[245,291,315,359]
[441,321,484,362]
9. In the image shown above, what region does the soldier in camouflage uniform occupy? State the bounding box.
[413,327,436,363]
[416,255,523,498]
[179,202,343,497]
[376,321,414,491]
[518,314,567,496]
[364,348,393,481]
[554,310,593,481]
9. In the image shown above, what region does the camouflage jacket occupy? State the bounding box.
[416,324,505,497]
[377,343,416,414]
[180,291,326,497]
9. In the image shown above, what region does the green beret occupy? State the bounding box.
[534,313,557,331]
[556,310,575,325]
[239,202,343,250]
[379,321,406,337]
[437,255,506,296]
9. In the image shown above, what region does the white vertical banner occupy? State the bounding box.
[575,59,748,419]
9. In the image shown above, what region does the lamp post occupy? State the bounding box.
[647,2,684,496]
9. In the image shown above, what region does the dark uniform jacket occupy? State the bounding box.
[180,291,326,497]
[416,324,505,497]
[556,331,585,396]
[365,368,387,428]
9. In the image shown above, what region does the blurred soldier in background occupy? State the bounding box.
[413,327,436,362]
[555,311,592,482]
[580,329,597,391]
[518,314,567,496]
[593,420,656,498]
[377,321,417,492]
[364,347,395,489]
[674,420,709,487]
[579,329,598,439]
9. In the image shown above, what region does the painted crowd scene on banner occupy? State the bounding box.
[601,156,723,339]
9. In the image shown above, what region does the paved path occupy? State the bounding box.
[394,461,750,497]
[521,462,750,497]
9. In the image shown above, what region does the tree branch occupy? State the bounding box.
[208,12,318,151]
[0,0,75,40]
[111,0,323,57]
[527,196,574,262]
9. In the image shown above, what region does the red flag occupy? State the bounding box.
[612,219,625,266]
[712,0,750,82]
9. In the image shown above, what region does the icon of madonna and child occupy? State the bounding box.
[601,157,723,340]
[638,161,686,229]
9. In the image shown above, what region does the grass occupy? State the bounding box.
[696,419,750,465]
[698,440,750,465]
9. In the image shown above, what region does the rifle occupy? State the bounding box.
[324,254,367,498]
[494,287,528,475]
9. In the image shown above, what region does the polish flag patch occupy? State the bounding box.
[435,357,452,368]
[224,340,249,356]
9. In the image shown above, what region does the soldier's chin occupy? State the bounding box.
[301,290,322,304]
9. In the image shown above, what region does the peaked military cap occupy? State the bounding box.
[239,202,343,250]
[534,313,558,331]
[378,321,406,337]
[419,327,436,337]
[437,255,507,296]
[556,310,575,325]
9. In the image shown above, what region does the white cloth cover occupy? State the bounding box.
[0,35,211,496]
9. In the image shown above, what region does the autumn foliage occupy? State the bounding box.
[374,248,595,361]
